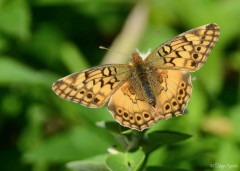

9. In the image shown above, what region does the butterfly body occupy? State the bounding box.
[53,24,220,131]
[131,52,157,107]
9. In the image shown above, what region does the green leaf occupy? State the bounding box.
[97,121,122,134]
[147,131,192,145]
[106,147,145,171]
[29,25,64,66]
[0,37,8,52]
[144,131,191,152]
[1,94,22,117]
[96,121,132,135]
[22,126,114,163]
[0,0,30,39]
[230,105,240,140]
[0,57,56,86]
[66,154,109,171]
[96,121,129,151]
[60,42,89,73]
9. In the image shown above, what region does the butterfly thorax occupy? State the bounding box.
[131,53,156,107]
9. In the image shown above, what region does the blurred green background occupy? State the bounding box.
[0,0,239,171]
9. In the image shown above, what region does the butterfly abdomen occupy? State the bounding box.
[142,81,156,107]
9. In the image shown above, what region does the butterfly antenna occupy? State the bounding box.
[99,46,130,56]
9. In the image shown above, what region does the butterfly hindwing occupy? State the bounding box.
[108,80,158,131]
[154,70,192,119]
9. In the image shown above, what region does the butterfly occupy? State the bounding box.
[52,23,220,131]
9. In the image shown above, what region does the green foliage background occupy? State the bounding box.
[0,0,239,171]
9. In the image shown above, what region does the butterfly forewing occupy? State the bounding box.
[145,24,220,71]
[52,64,131,108]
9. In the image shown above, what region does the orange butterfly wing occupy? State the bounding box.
[145,24,220,71]
[52,64,131,108]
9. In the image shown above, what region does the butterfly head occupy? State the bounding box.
[131,52,143,64]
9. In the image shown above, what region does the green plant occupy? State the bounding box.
[67,122,191,171]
